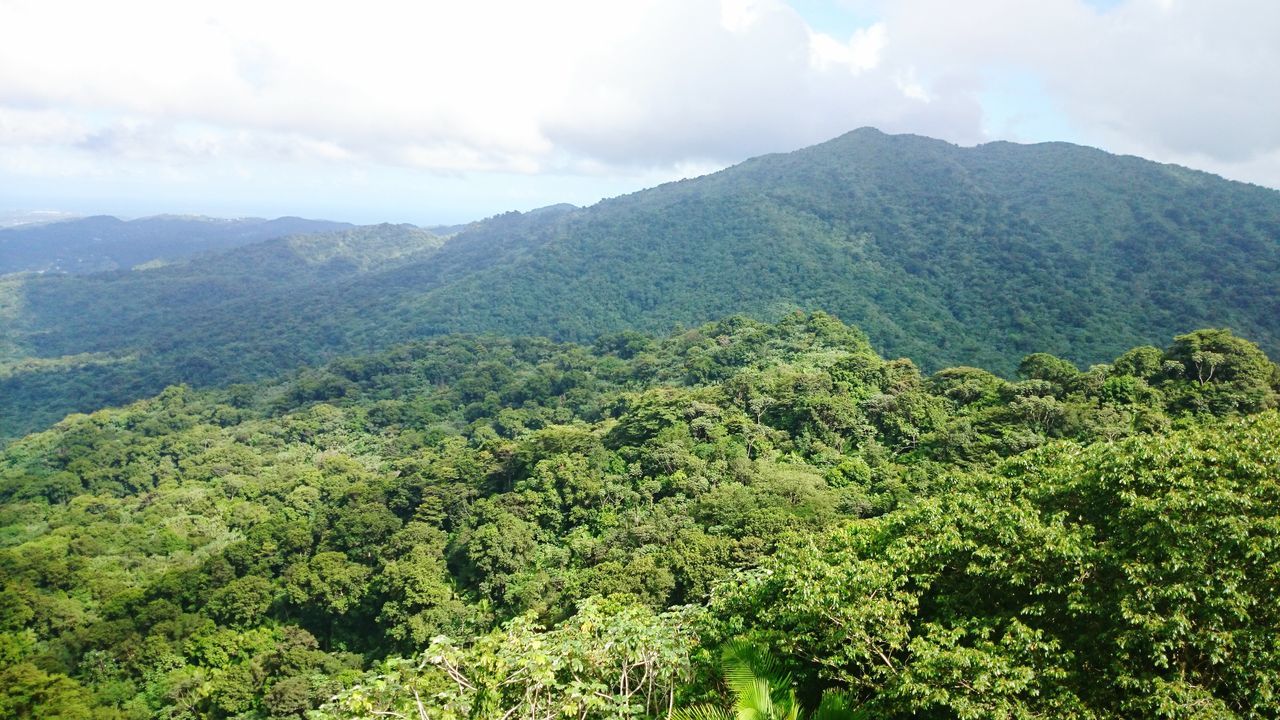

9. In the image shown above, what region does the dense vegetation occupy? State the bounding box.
[1,223,450,439]
[2,312,1277,718]
[5,129,1280,441]
[0,215,351,275]
[0,215,539,441]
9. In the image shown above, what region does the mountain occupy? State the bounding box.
[3,128,1279,440]
[0,214,354,274]
[401,129,1280,368]
[0,210,571,438]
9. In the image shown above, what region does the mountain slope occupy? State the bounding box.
[0,215,559,438]
[401,130,1280,369]
[3,129,1279,440]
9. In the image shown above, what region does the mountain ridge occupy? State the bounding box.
[2,127,1278,440]
[0,214,355,275]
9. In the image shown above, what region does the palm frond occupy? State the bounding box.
[721,639,792,691]
[668,704,735,720]
[737,677,777,719]
[811,690,866,720]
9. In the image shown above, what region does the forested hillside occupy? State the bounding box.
[413,130,1280,369]
[1,223,452,439]
[4,130,1280,442]
[2,313,1277,718]
[0,215,352,275]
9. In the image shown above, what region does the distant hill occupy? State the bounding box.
[3,128,1279,440]
[0,210,82,229]
[0,214,353,274]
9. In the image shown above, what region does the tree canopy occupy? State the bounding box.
[0,313,1277,718]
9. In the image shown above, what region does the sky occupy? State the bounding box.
[1,0,1277,225]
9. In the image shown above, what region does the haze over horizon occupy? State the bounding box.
[3,0,1278,225]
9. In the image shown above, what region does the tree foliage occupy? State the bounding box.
[6,129,1280,441]
[0,313,1276,718]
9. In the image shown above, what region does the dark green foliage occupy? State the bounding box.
[6,129,1280,441]
[1,223,449,439]
[1161,328,1278,413]
[0,313,1276,718]
[716,412,1280,717]
[0,663,98,720]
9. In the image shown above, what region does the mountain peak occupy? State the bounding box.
[5,130,1279,440]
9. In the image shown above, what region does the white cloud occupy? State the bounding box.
[0,0,1277,200]
[872,0,1280,171]
[810,22,887,73]
[0,107,87,145]
[0,0,972,177]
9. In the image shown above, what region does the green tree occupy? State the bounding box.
[283,551,370,616]
[1016,353,1078,396]
[207,576,275,628]
[376,523,467,648]
[318,598,697,720]
[1161,328,1278,413]
[0,663,98,720]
